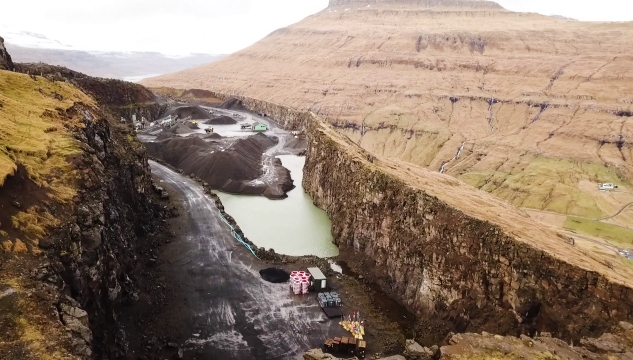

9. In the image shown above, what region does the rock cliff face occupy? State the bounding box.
[52,102,160,357]
[302,119,633,340]
[178,91,633,341]
[1,62,165,357]
[0,36,13,70]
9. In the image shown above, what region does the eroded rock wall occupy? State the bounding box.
[25,74,165,357]
[59,104,158,357]
[202,92,313,131]
[0,36,14,70]
[302,120,633,340]
[187,92,633,340]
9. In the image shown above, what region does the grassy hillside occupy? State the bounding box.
[0,70,95,248]
[0,71,91,192]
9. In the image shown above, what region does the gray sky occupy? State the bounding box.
[1,0,632,55]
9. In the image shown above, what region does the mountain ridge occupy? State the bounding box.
[328,0,505,9]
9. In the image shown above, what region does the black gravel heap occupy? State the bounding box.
[259,268,290,283]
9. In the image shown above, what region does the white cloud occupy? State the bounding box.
[495,0,633,22]
[2,0,329,55]
[1,0,631,55]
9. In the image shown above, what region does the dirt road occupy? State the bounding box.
[149,161,344,359]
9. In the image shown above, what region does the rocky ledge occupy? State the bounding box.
[1,62,169,358]
[178,93,633,345]
[0,36,14,70]
[304,321,633,359]
[302,120,633,342]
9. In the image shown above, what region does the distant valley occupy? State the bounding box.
[1,30,224,80]
[6,43,225,81]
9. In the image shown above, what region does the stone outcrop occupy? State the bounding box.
[440,322,633,359]
[0,36,14,70]
[50,99,160,357]
[170,93,633,344]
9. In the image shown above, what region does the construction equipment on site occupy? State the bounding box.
[323,336,366,358]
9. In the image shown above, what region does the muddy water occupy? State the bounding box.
[216,155,339,257]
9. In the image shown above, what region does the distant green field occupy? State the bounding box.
[564,216,633,249]
[460,156,628,219]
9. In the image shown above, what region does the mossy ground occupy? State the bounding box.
[0,70,92,195]
[0,70,96,248]
[0,269,78,359]
[460,157,628,219]
[564,216,633,249]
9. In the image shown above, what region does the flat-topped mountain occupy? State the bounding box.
[144,1,633,236]
[328,0,504,9]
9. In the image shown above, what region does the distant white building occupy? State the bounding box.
[599,183,617,191]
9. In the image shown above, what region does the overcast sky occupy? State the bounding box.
[1,0,632,55]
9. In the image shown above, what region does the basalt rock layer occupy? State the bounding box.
[143,0,633,222]
[303,118,633,341]
[0,64,165,358]
[173,91,633,342]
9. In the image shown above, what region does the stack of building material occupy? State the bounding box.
[317,292,341,307]
[290,271,310,295]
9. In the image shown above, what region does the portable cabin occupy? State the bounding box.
[253,123,268,132]
[598,183,616,191]
[307,267,327,291]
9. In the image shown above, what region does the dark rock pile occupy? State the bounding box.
[144,133,295,199]
[259,268,290,283]
[205,115,237,125]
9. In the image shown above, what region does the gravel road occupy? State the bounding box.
[149,161,343,359]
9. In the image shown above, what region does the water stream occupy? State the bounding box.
[216,155,339,258]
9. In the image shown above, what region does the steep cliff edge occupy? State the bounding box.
[158,89,633,344]
[303,118,633,341]
[0,65,166,358]
[0,36,14,70]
